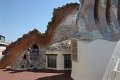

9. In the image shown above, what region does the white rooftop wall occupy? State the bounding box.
[71,40,119,80]
[112,41,120,58]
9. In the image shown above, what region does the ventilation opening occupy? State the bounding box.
[118,0,120,25]
[21,65,24,68]
[30,65,33,68]
[106,0,110,25]
[23,54,27,60]
[94,0,99,24]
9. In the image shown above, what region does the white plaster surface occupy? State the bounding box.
[112,41,120,58]
[71,40,120,80]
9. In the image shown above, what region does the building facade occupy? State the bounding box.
[0,1,120,80]
[0,3,79,70]
[0,35,9,61]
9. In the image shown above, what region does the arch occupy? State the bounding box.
[31,44,39,50]
[29,44,39,69]
[30,44,39,60]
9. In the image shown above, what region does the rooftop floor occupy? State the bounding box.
[0,69,73,80]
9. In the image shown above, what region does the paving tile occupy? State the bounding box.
[0,69,73,80]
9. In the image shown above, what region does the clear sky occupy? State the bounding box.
[0,0,79,42]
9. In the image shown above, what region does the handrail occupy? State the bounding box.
[111,58,120,80]
[114,58,120,72]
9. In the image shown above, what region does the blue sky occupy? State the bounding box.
[0,0,79,42]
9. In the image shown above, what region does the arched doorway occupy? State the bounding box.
[29,44,39,69]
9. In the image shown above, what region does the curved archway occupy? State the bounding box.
[30,44,39,60]
[29,44,39,69]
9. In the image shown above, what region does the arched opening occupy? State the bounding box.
[29,44,39,69]
[32,44,39,49]
[31,44,39,60]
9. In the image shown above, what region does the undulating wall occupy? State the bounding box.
[76,0,120,41]
[52,12,78,43]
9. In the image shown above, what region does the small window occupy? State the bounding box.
[64,54,71,68]
[21,65,24,68]
[23,54,27,60]
[30,65,33,68]
[47,55,57,68]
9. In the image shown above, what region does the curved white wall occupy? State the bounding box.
[71,40,117,80]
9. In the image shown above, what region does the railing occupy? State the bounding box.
[111,58,120,80]
[106,58,120,80]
